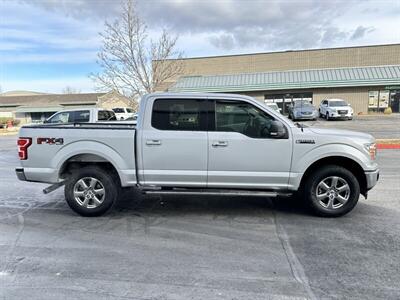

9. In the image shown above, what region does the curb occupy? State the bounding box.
[376,139,400,149]
[377,144,400,149]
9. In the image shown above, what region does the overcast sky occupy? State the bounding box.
[1,0,399,93]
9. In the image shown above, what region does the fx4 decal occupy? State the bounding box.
[37,138,64,145]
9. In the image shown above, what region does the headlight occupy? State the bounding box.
[364,143,377,160]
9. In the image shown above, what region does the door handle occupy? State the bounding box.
[212,141,228,147]
[146,139,161,146]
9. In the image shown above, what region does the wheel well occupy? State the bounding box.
[59,154,120,184]
[299,156,367,196]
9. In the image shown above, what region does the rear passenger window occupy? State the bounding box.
[152,99,205,131]
[73,110,90,122]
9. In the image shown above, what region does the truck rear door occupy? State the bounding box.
[140,98,208,187]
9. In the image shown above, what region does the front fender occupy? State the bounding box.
[288,143,377,190]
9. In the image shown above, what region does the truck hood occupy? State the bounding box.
[308,127,374,142]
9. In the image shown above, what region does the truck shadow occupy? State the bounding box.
[115,188,310,217]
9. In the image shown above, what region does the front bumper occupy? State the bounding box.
[295,113,318,120]
[329,112,353,119]
[365,169,380,190]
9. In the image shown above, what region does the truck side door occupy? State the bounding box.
[207,99,292,189]
[140,98,208,187]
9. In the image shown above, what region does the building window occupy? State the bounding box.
[368,90,390,112]
[264,92,313,115]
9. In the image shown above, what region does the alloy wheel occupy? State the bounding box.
[316,176,350,209]
[73,177,106,209]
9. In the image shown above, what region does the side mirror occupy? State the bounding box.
[268,120,287,138]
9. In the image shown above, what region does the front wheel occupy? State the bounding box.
[325,112,329,120]
[65,166,119,217]
[303,165,360,217]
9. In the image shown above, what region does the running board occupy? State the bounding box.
[143,189,290,197]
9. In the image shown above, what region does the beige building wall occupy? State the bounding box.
[157,44,400,91]
[98,91,139,111]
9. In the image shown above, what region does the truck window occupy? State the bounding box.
[215,101,275,138]
[108,111,117,120]
[47,112,71,123]
[73,110,90,122]
[112,108,124,113]
[152,99,206,131]
[98,110,110,121]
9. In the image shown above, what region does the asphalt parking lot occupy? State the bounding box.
[299,114,400,139]
[1,131,400,299]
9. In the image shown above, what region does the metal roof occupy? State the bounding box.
[0,93,105,107]
[169,65,400,93]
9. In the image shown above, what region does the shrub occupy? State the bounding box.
[384,107,392,115]
[0,117,10,125]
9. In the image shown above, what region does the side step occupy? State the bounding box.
[143,188,291,198]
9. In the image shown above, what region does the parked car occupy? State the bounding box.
[45,108,116,124]
[265,102,282,113]
[112,107,135,120]
[16,93,379,218]
[319,99,354,120]
[288,100,318,121]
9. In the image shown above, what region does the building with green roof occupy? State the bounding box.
[164,44,400,114]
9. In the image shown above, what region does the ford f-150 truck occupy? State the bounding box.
[16,93,379,217]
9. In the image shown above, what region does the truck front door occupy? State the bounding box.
[141,98,208,187]
[207,99,292,189]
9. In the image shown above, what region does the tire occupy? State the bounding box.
[64,166,119,217]
[325,112,329,120]
[303,165,360,217]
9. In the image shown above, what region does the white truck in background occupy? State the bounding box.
[16,93,379,217]
[112,107,135,120]
[45,108,117,124]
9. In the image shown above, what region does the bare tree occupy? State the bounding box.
[91,0,183,97]
[62,86,81,94]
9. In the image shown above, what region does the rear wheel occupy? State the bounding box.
[303,165,360,217]
[65,166,119,217]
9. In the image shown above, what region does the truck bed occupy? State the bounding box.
[18,122,137,186]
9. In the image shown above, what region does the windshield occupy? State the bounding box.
[329,100,347,107]
[294,100,312,107]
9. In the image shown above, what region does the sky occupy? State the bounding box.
[1,0,399,93]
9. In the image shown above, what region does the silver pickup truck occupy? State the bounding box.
[16,93,379,217]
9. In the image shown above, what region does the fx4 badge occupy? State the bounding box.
[37,138,64,145]
[296,139,315,144]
